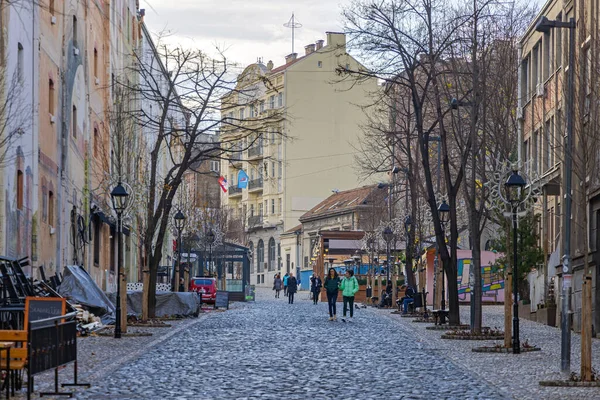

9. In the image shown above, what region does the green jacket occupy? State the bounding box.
[323,276,340,293]
[339,276,359,297]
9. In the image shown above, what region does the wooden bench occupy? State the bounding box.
[0,330,27,397]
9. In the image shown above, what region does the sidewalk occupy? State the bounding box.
[371,304,600,400]
[12,306,234,399]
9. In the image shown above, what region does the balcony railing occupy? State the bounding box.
[229,186,242,196]
[248,215,263,227]
[248,146,263,158]
[249,178,263,191]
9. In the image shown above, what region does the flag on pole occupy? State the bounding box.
[218,176,228,193]
[237,170,249,189]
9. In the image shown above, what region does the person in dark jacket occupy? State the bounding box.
[287,273,298,304]
[323,268,341,321]
[310,274,322,305]
[273,274,283,298]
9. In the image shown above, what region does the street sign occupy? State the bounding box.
[215,290,230,310]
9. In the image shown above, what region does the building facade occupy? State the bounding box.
[519,0,600,332]
[221,32,378,286]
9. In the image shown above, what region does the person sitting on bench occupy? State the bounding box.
[401,285,416,314]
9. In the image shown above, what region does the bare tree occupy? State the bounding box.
[122,40,285,317]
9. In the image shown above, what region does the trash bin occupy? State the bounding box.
[366,287,372,298]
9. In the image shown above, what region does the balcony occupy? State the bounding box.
[248,146,263,159]
[248,178,263,192]
[229,186,242,196]
[248,215,263,228]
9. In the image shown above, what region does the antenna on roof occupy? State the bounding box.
[283,13,302,55]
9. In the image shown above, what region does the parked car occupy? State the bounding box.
[189,277,217,303]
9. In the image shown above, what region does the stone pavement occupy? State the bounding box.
[374,304,600,400]
[72,289,507,399]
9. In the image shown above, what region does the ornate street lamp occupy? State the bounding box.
[505,170,526,354]
[437,200,450,311]
[110,182,130,339]
[173,210,186,292]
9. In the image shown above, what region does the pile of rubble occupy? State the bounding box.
[73,303,103,335]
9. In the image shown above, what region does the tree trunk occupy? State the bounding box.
[142,267,149,321]
[120,270,127,333]
[471,239,482,334]
[445,259,460,326]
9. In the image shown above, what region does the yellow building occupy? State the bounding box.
[221,32,378,286]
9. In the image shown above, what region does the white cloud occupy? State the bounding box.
[139,0,350,67]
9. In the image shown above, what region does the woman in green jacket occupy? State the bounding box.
[339,269,359,322]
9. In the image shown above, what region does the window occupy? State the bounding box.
[555,13,562,69]
[278,162,282,177]
[94,48,98,78]
[48,191,54,226]
[271,162,275,177]
[278,198,282,214]
[318,61,322,68]
[257,240,264,272]
[259,101,265,113]
[16,170,24,210]
[73,16,78,48]
[520,56,529,100]
[543,119,550,171]
[17,43,24,82]
[271,199,275,214]
[239,108,245,119]
[72,105,77,138]
[94,128,99,156]
[533,130,539,174]
[269,95,275,109]
[264,200,268,215]
[259,202,263,216]
[524,139,530,174]
[248,241,254,273]
[271,130,276,144]
[278,93,283,107]
[250,204,254,217]
[268,238,276,271]
[250,104,255,118]
[531,44,539,90]
[49,79,55,115]
[49,0,55,15]
[210,160,219,172]
[543,32,551,81]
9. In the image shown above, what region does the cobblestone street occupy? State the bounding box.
[75,289,507,400]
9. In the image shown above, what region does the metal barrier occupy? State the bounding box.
[27,311,90,399]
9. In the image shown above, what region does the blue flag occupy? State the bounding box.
[238,170,249,189]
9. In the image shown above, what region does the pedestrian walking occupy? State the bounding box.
[310,274,322,305]
[323,268,340,321]
[283,273,289,297]
[287,273,298,304]
[273,274,283,298]
[339,270,359,322]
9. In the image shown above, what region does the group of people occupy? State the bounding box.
[273,273,298,304]
[273,267,363,322]
[378,282,417,314]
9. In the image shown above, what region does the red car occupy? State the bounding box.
[189,277,217,303]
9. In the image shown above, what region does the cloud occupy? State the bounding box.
[140,0,350,66]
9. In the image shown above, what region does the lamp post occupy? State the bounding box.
[535,14,575,372]
[505,170,527,354]
[383,226,394,282]
[110,182,130,339]
[404,216,412,286]
[353,251,361,275]
[437,200,450,311]
[173,210,186,292]
[207,229,215,276]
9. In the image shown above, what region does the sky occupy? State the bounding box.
[139,0,351,70]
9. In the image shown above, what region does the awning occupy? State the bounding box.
[93,209,131,236]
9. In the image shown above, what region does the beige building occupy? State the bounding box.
[519,0,600,332]
[221,32,378,286]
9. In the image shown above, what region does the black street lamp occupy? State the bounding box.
[505,170,526,354]
[437,200,450,311]
[207,229,215,276]
[110,182,130,339]
[383,226,394,282]
[173,210,186,292]
[353,251,361,275]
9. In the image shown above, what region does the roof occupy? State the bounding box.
[270,55,307,74]
[284,224,302,234]
[300,185,380,222]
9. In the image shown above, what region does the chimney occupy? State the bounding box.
[315,40,324,50]
[326,32,346,51]
[285,53,298,64]
[267,60,273,71]
[305,44,316,55]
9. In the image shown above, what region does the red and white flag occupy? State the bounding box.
[218,176,228,193]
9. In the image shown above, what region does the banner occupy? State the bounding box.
[218,176,228,193]
[237,170,249,189]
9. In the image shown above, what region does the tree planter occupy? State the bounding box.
[426,324,470,331]
[441,328,503,340]
[472,346,541,353]
[536,305,557,327]
[539,381,600,387]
